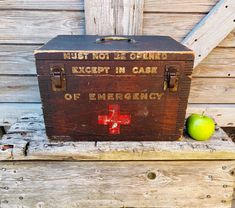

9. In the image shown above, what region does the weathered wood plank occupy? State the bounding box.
[1,45,234,77]
[85,0,115,35]
[182,0,235,67]
[0,10,85,44]
[189,78,235,103]
[0,104,42,126]
[0,0,219,12]
[186,104,235,127]
[1,114,235,161]
[25,134,235,161]
[1,76,235,104]
[143,14,235,47]
[0,103,235,127]
[0,76,40,102]
[0,161,234,208]
[233,191,235,208]
[84,0,144,35]
[1,114,234,207]
[0,45,40,75]
[0,11,234,46]
[144,0,219,12]
[194,47,235,77]
[0,12,201,43]
[0,0,84,10]
[143,13,205,41]
[221,30,235,47]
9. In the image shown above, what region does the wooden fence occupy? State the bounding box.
[0,0,234,127]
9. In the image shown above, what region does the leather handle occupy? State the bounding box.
[96,36,136,43]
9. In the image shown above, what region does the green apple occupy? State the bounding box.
[186,113,215,141]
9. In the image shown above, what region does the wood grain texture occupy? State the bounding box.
[182,0,235,67]
[0,103,42,126]
[233,191,235,208]
[143,14,235,47]
[221,29,235,47]
[0,103,234,127]
[4,130,235,161]
[35,42,193,141]
[0,0,84,10]
[189,78,235,103]
[84,0,144,35]
[1,76,235,104]
[0,76,39,102]
[0,11,234,46]
[1,45,234,77]
[0,114,235,160]
[143,13,205,41]
[0,45,40,75]
[193,47,235,77]
[144,0,220,12]
[0,0,219,12]
[0,10,85,44]
[85,0,115,35]
[0,117,234,208]
[186,104,235,127]
[0,161,234,208]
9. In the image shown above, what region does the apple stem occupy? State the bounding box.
[202,111,205,116]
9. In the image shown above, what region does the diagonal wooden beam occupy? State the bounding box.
[182,0,235,67]
[84,0,144,35]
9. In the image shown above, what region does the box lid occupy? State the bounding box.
[34,35,194,61]
[35,35,193,52]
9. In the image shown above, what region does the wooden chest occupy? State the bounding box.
[35,35,194,141]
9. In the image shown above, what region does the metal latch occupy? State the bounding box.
[50,65,66,91]
[164,65,179,92]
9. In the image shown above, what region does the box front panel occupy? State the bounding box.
[36,54,192,141]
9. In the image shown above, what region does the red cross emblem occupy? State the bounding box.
[98,104,131,134]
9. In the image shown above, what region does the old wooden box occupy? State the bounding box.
[34,35,194,141]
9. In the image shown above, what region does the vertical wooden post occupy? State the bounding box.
[84,0,144,35]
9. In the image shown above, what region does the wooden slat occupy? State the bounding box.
[220,30,235,47]
[193,47,235,77]
[0,103,234,127]
[85,0,116,35]
[182,0,235,67]
[143,14,235,47]
[189,78,235,103]
[144,0,219,13]
[1,45,234,77]
[0,76,39,102]
[1,76,235,104]
[0,11,234,46]
[0,10,85,44]
[0,45,40,75]
[0,0,84,10]
[0,161,234,208]
[0,0,219,12]
[186,104,235,126]
[143,13,205,41]
[0,103,42,126]
[2,131,235,161]
[1,114,234,207]
[1,114,234,160]
[84,0,144,35]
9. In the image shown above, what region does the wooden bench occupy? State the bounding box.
[0,113,235,208]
